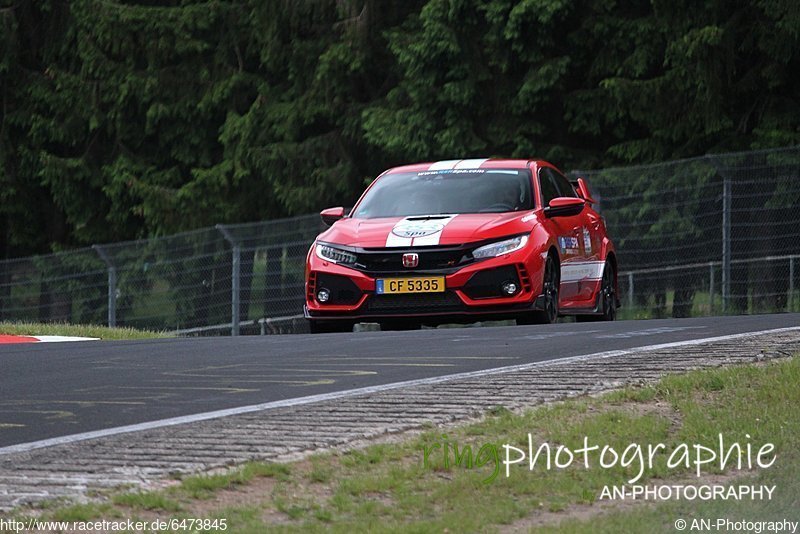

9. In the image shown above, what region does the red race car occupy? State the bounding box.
[304,159,619,333]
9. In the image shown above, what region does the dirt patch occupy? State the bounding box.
[625,399,683,433]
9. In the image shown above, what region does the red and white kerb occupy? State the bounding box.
[0,335,99,344]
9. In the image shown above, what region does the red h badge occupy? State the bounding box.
[402,253,419,268]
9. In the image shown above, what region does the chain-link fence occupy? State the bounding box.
[577,146,800,320]
[1,146,798,334]
[0,215,325,335]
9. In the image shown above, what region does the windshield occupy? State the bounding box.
[352,169,533,218]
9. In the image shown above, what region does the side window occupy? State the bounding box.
[538,168,560,205]
[551,169,578,198]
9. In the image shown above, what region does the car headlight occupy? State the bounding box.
[315,243,357,264]
[472,235,529,259]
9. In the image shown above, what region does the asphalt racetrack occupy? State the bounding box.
[1,314,798,447]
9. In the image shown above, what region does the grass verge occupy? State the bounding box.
[0,321,170,340]
[9,355,799,533]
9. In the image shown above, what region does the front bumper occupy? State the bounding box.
[305,246,546,322]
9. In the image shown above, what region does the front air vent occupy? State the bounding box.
[315,273,362,305]
[462,265,521,299]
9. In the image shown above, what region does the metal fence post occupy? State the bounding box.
[709,262,714,314]
[92,245,117,327]
[217,225,240,336]
[790,256,795,312]
[721,176,731,313]
[627,272,634,309]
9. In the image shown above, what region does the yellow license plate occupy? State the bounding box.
[376,277,445,294]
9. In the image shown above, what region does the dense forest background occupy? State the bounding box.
[1,0,798,260]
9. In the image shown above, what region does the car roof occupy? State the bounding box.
[385,158,548,174]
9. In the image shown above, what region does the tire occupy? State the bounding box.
[308,320,354,334]
[518,254,559,325]
[576,259,617,322]
[379,319,422,331]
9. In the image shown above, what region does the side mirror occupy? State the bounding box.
[320,207,345,226]
[544,197,585,218]
[576,178,597,204]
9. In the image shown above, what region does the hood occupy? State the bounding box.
[318,212,537,248]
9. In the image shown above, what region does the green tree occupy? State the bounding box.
[2,0,799,263]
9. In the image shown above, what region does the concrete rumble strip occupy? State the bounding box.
[1,329,799,511]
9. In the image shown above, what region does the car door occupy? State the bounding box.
[537,166,589,302]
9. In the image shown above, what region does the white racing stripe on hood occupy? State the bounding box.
[385,215,458,247]
[385,231,413,247]
[411,215,457,246]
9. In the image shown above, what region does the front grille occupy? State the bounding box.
[355,246,475,273]
[366,291,464,314]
